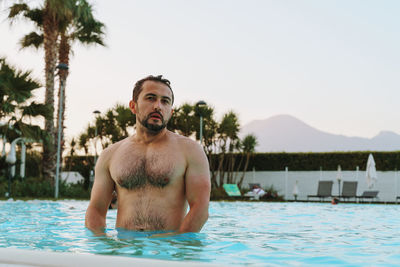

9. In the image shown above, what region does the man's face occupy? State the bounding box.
[129,81,173,133]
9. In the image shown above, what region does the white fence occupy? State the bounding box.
[237,170,399,202]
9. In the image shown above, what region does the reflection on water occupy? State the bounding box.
[1,200,400,265]
[88,228,208,262]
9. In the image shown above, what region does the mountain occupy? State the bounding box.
[240,114,400,152]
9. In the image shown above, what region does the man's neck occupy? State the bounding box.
[134,124,168,144]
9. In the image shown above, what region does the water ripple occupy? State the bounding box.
[1,200,400,265]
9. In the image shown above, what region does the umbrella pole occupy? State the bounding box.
[395,169,398,200]
[285,166,288,200]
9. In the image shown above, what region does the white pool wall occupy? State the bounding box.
[235,170,399,202]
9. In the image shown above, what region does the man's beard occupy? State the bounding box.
[138,112,168,133]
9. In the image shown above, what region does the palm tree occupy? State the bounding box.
[55,0,105,156]
[7,0,105,182]
[195,105,219,188]
[168,103,196,137]
[8,0,75,181]
[216,111,240,187]
[0,57,51,148]
[237,134,258,188]
[78,131,90,155]
[114,104,135,138]
[76,104,135,157]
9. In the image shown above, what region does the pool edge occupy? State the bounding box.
[0,248,220,267]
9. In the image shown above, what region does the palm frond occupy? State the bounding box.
[19,32,44,49]
[0,58,41,104]
[25,8,44,27]
[21,102,52,119]
[13,121,45,141]
[8,3,29,19]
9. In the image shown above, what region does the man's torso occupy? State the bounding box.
[108,133,188,231]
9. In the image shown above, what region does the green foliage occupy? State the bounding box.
[10,177,53,198]
[59,181,90,199]
[77,104,135,153]
[0,176,90,199]
[210,151,400,171]
[210,187,228,200]
[0,57,50,143]
[0,157,7,178]
[242,134,257,153]
[64,155,93,190]
[259,185,284,201]
[168,103,196,136]
[25,151,42,177]
[9,150,42,178]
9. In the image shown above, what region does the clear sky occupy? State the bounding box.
[1,0,400,140]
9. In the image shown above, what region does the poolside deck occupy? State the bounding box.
[0,248,220,267]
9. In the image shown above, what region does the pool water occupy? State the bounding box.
[0,200,399,266]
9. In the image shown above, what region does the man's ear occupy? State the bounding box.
[129,100,137,114]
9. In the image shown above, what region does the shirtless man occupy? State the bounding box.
[85,75,211,235]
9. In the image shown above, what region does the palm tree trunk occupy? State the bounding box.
[226,153,231,184]
[238,152,250,188]
[42,7,59,183]
[231,153,236,184]
[208,152,218,189]
[227,153,235,184]
[56,33,70,163]
[234,153,245,183]
[218,153,225,187]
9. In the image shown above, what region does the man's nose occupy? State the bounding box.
[153,99,162,110]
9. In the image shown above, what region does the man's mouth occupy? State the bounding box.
[149,112,162,120]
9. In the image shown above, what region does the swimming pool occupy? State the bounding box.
[0,200,399,266]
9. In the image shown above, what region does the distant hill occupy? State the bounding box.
[240,114,400,152]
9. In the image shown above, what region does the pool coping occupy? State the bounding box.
[0,248,220,267]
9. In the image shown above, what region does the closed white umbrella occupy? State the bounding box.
[366,154,378,189]
[336,165,343,195]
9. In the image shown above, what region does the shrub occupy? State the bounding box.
[59,181,90,199]
[0,177,90,199]
[260,185,284,201]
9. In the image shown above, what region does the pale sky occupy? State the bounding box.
[1,0,400,140]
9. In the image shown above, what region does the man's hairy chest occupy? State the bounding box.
[109,147,185,190]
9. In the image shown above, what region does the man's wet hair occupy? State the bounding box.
[132,75,174,104]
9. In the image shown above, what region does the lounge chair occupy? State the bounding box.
[356,190,379,203]
[248,183,261,190]
[244,184,266,200]
[307,180,333,201]
[223,184,248,198]
[340,181,358,202]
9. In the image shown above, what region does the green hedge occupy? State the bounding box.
[0,176,90,199]
[210,151,400,171]
[65,152,400,175]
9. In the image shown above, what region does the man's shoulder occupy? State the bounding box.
[167,131,205,159]
[100,137,130,157]
[168,131,199,148]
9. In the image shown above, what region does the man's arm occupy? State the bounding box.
[178,141,211,233]
[85,148,115,235]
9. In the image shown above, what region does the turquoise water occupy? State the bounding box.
[1,200,400,266]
